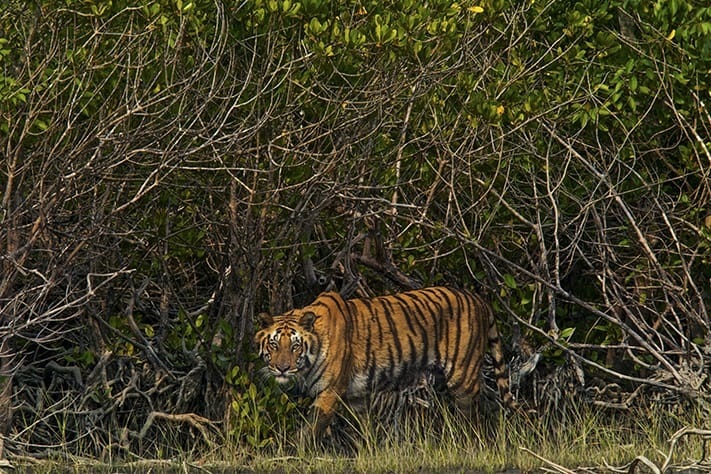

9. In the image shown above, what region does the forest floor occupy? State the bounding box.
[4,410,711,474]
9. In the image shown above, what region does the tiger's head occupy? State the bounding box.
[254,311,318,387]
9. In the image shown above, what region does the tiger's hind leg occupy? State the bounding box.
[451,376,506,437]
[446,348,484,413]
[451,381,481,420]
[448,362,500,430]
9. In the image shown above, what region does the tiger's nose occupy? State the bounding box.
[275,362,290,373]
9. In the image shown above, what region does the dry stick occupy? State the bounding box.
[625,456,662,474]
[539,144,562,334]
[45,361,83,387]
[391,83,417,220]
[605,427,711,474]
[661,427,711,472]
[124,278,174,378]
[351,253,421,290]
[137,411,220,448]
[656,198,709,329]
[519,446,578,474]
[419,158,448,223]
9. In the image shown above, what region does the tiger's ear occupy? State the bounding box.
[299,311,316,331]
[257,312,274,328]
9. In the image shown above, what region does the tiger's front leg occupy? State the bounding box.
[303,388,340,444]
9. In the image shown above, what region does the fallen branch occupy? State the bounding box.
[661,427,711,472]
[604,426,711,473]
[137,411,221,448]
[519,446,578,474]
[351,254,421,290]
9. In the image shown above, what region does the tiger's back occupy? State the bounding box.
[255,286,516,439]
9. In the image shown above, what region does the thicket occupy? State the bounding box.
[1,0,710,461]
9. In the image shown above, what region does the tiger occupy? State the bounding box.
[254,286,517,440]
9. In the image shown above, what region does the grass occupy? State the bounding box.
[215,398,711,474]
[8,401,711,473]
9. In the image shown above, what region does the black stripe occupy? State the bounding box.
[408,290,434,326]
[447,289,463,380]
[361,299,376,382]
[418,290,440,322]
[463,291,488,395]
[307,358,327,391]
[457,289,472,366]
[387,295,417,336]
[449,356,482,395]
[428,289,450,366]
[393,293,430,359]
[374,298,388,346]
[460,290,480,371]
[459,288,480,385]
[364,319,373,378]
[437,290,452,374]
[383,298,403,364]
[408,336,418,377]
[405,292,433,368]
[320,292,350,321]
[448,288,483,396]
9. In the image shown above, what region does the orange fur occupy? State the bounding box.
[254,286,516,438]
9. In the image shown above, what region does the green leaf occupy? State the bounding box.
[560,327,576,340]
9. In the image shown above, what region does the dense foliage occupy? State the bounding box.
[1,0,710,458]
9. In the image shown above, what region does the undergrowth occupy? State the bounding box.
[219,398,710,473]
[8,400,710,473]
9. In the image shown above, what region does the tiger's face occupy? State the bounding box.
[254,311,318,386]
